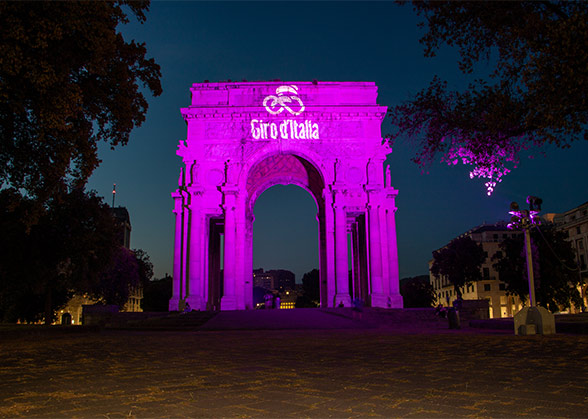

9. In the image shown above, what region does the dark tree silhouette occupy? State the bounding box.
[295,269,320,308]
[400,275,436,308]
[143,275,172,312]
[493,225,583,312]
[0,1,161,214]
[0,189,120,323]
[431,236,486,294]
[389,1,588,194]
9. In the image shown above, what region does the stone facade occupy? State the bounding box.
[171,81,402,311]
[551,201,588,311]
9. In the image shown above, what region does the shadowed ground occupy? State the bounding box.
[1,310,587,418]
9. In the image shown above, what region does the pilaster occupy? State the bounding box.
[186,187,204,310]
[221,187,238,311]
[169,190,184,311]
[334,200,351,307]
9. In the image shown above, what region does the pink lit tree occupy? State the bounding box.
[388,1,588,195]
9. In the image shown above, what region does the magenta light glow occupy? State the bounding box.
[170,81,404,312]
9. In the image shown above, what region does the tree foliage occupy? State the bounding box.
[493,225,583,312]
[431,236,486,294]
[143,275,172,312]
[400,275,436,308]
[295,269,320,308]
[389,1,588,194]
[0,1,161,208]
[92,247,153,309]
[0,189,120,323]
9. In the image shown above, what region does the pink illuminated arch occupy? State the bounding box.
[171,81,402,311]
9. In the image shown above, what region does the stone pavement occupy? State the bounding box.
[1,312,587,418]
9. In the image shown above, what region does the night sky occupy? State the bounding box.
[87,2,588,282]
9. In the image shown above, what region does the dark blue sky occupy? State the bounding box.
[87,1,588,282]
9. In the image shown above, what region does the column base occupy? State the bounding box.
[220,295,237,311]
[335,294,352,308]
[185,295,204,311]
[387,293,404,309]
[168,298,181,312]
[370,293,389,308]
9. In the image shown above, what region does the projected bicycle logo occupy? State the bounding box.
[263,85,305,116]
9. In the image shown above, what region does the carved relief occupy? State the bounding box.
[204,144,235,160]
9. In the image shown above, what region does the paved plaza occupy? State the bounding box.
[1,312,587,418]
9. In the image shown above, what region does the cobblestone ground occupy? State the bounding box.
[1,328,587,418]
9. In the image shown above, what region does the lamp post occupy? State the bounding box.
[507,196,542,307]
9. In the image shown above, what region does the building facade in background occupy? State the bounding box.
[551,201,588,311]
[171,81,402,311]
[429,222,524,319]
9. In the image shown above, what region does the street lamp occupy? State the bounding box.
[507,196,542,307]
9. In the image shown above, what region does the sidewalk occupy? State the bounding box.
[0,313,587,418]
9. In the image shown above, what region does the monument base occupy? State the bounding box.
[185,295,204,311]
[220,295,237,311]
[335,294,352,307]
[387,293,404,309]
[168,298,181,312]
[370,293,389,308]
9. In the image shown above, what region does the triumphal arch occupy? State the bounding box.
[170,81,402,311]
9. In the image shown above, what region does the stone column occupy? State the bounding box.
[169,191,184,311]
[244,215,254,309]
[221,189,237,310]
[368,202,386,307]
[186,188,203,310]
[323,188,336,307]
[334,203,351,307]
[181,197,190,305]
[234,199,246,310]
[352,222,361,300]
[386,201,403,308]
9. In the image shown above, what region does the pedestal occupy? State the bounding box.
[221,295,237,311]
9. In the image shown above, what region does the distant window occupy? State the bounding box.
[493,234,498,240]
[499,283,506,291]
[583,210,587,216]
[484,284,491,292]
[577,226,582,235]
[579,240,584,250]
[483,267,490,278]
[502,234,507,239]
[484,251,489,258]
